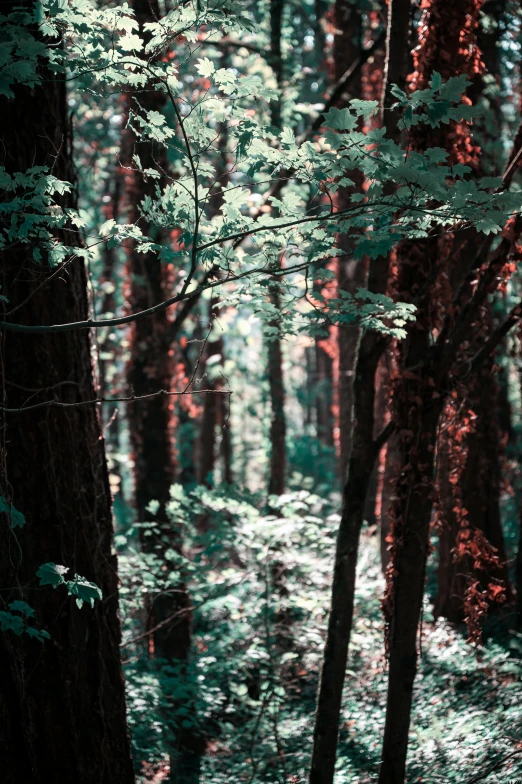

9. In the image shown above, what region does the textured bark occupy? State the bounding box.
[435,363,511,622]
[0,8,133,782]
[379,3,483,782]
[198,65,232,490]
[434,0,510,625]
[334,0,365,482]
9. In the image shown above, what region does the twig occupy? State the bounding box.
[466,301,522,375]
[0,387,230,414]
[465,748,522,784]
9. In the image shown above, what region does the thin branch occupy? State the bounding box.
[465,748,522,784]
[0,387,230,414]
[303,31,386,141]
[373,419,395,454]
[466,301,522,375]
[0,205,369,334]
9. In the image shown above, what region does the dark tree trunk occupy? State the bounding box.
[434,0,510,626]
[309,332,387,784]
[379,3,482,782]
[334,0,366,482]
[0,8,133,782]
[267,0,287,499]
[267,287,286,497]
[309,4,409,781]
[435,363,511,623]
[315,341,334,448]
[309,2,408,779]
[515,512,522,631]
[380,0,412,137]
[123,1,203,779]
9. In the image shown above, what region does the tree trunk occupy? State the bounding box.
[123,1,203,778]
[378,3,483,781]
[380,0,412,137]
[0,7,133,782]
[309,4,411,781]
[267,0,287,498]
[435,362,511,623]
[334,0,365,482]
[309,333,387,784]
[267,290,287,497]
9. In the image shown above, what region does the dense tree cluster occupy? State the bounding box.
[1,1,522,782]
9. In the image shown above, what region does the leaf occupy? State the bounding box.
[323,107,357,131]
[280,126,296,146]
[99,218,116,237]
[0,611,24,635]
[9,600,35,618]
[25,627,51,641]
[66,576,103,608]
[36,562,69,588]
[350,99,379,119]
[0,496,26,529]
[430,71,443,91]
[195,57,215,78]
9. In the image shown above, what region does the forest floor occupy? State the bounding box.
[124,498,522,784]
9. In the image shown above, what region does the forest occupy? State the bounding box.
[2,0,522,782]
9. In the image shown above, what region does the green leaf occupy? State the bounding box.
[0,496,26,529]
[66,576,103,608]
[36,562,69,588]
[280,126,296,146]
[9,600,35,618]
[25,627,51,641]
[0,611,24,635]
[323,107,357,131]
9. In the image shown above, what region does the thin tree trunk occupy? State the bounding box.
[123,1,203,778]
[309,333,387,784]
[517,506,522,630]
[334,0,365,481]
[0,6,133,781]
[380,0,412,137]
[309,4,410,781]
[267,0,287,498]
[315,341,334,447]
[198,55,232,490]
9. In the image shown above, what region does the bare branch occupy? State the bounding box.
[0,387,230,414]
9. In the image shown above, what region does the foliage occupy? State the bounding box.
[36,562,103,608]
[3,1,522,782]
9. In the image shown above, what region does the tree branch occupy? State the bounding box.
[0,387,230,414]
[466,301,522,375]
[465,748,522,784]
[304,31,386,141]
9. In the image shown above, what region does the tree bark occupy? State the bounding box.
[435,362,511,623]
[309,4,410,781]
[334,0,365,482]
[267,0,287,498]
[378,3,483,781]
[123,1,203,778]
[0,7,133,782]
[309,332,387,784]
[380,0,412,137]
